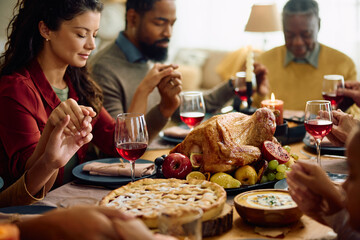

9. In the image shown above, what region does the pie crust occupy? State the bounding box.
[100,178,227,228]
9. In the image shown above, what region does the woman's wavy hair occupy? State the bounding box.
[0,0,104,113]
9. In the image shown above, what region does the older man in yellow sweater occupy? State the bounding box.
[254,0,358,113]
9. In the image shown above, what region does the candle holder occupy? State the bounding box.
[233,80,257,115]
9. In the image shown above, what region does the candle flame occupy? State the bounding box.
[271,93,275,102]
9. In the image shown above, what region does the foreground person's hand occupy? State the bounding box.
[114,218,177,240]
[17,206,133,240]
[287,161,345,224]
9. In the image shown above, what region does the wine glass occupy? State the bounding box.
[179,91,206,130]
[115,113,148,182]
[322,74,345,109]
[234,72,247,101]
[304,100,333,167]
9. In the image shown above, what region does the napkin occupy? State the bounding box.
[82,162,154,177]
[254,226,291,238]
[163,126,190,139]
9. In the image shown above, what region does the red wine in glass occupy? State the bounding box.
[304,119,333,140]
[180,112,205,129]
[322,93,343,109]
[234,88,247,102]
[322,75,344,109]
[116,142,148,161]
[180,91,206,130]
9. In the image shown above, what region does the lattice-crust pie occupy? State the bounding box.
[100,178,227,228]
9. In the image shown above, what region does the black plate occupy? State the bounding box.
[0,205,56,215]
[72,158,155,188]
[225,180,277,195]
[303,135,345,155]
[158,131,184,144]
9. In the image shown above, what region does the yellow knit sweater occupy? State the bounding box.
[255,44,357,111]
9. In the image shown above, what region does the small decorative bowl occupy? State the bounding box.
[234,189,303,227]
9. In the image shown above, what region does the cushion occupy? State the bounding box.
[201,50,228,89]
[177,64,202,90]
[174,49,208,67]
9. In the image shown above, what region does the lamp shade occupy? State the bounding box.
[245,4,282,32]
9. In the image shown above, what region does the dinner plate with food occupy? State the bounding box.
[72,158,155,187]
[159,126,190,144]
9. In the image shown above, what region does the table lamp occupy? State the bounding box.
[245,3,282,50]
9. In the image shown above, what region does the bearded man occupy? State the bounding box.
[90,0,268,140]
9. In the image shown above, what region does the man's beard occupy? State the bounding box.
[139,38,169,62]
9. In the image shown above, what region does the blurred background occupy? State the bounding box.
[1,0,360,79]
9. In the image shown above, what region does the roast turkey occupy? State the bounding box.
[170,108,277,173]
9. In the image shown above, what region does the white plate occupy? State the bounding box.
[274,178,288,190]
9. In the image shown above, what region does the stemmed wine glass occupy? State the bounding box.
[233,71,248,109]
[304,100,333,167]
[115,113,148,182]
[234,72,247,101]
[179,91,206,130]
[322,74,345,109]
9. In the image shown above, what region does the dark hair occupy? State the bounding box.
[0,0,104,113]
[283,0,319,18]
[125,0,160,28]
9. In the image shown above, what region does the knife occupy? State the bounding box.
[322,154,347,160]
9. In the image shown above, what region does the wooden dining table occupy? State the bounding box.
[36,139,344,239]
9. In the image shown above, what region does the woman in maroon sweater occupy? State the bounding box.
[0,0,119,190]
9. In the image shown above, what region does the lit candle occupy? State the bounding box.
[261,93,284,125]
[245,48,254,82]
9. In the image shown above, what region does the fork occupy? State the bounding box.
[300,150,316,160]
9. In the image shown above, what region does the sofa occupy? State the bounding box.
[172,48,230,91]
[172,47,261,92]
